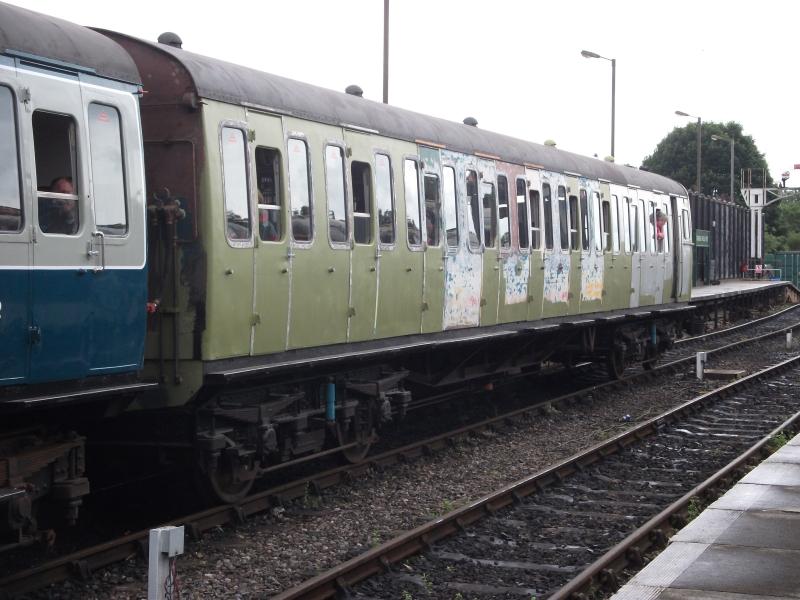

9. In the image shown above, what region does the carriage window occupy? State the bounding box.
[659,203,670,254]
[682,208,690,240]
[221,127,250,241]
[579,189,589,251]
[497,175,511,249]
[611,194,620,253]
[518,183,534,250]
[591,191,601,251]
[325,145,348,244]
[557,185,568,250]
[34,111,79,235]
[0,87,21,232]
[628,198,639,252]
[88,104,127,235]
[288,138,312,242]
[424,174,441,246]
[543,183,554,249]
[569,193,580,251]
[621,196,631,253]
[352,160,372,244]
[375,153,394,244]
[645,200,656,254]
[404,159,422,246]
[482,180,497,248]
[641,200,650,254]
[466,169,481,249]
[443,165,458,248]
[256,147,282,242]
[528,189,540,250]
[600,196,611,252]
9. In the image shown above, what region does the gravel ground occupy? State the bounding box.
[23,332,800,600]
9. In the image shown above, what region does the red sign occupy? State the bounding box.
[794,164,800,170]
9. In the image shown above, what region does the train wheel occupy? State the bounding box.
[201,449,255,505]
[606,346,626,379]
[337,402,374,463]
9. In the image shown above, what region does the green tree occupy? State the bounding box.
[764,200,800,253]
[641,122,772,200]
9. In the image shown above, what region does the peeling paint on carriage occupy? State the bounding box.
[503,254,529,304]
[543,254,570,304]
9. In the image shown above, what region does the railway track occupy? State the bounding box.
[275,356,800,599]
[1,305,799,598]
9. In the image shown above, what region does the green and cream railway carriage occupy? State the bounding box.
[0,0,695,511]
[98,30,695,500]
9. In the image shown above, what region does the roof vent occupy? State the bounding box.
[604,155,615,163]
[544,139,557,147]
[345,85,364,97]
[157,32,183,49]
[463,117,478,127]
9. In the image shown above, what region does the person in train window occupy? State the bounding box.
[40,176,78,235]
[654,209,667,252]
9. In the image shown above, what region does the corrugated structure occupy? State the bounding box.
[690,194,751,284]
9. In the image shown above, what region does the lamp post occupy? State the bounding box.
[675,110,702,194]
[383,0,389,104]
[581,50,615,159]
[711,133,735,204]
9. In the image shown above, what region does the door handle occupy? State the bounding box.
[89,231,106,272]
[29,325,41,345]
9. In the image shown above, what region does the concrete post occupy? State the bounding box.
[696,351,707,380]
[148,526,185,600]
[787,331,793,350]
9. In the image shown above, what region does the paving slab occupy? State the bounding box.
[739,462,800,486]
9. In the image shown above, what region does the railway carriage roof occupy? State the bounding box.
[113,31,686,196]
[0,3,140,85]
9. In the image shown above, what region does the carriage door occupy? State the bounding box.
[21,67,95,382]
[673,195,692,300]
[0,72,29,384]
[626,192,641,308]
[249,110,290,354]
[478,158,499,325]
[441,150,481,329]
[638,190,658,305]
[80,81,147,373]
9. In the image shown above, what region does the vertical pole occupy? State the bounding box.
[696,117,702,194]
[382,0,389,104]
[729,138,735,204]
[610,58,616,159]
[696,351,707,380]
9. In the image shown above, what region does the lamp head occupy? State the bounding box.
[675,110,689,117]
[581,50,601,59]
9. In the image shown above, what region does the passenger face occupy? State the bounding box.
[53,179,74,194]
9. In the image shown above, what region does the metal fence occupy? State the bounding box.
[764,252,800,286]
[690,193,751,285]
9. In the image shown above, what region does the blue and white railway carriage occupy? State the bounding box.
[0,4,147,389]
[0,4,147,544]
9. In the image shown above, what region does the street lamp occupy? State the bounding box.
[675,110,702,194]
[711,133,735,204]
[581,50,616,159]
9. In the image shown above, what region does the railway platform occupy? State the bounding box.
[611,430,800,599]
[691,278,790,301]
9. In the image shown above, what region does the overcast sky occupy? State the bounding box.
[14,0,800,187]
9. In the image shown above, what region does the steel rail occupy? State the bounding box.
[2,316,799,598]
[674,301,800,346]
[272,354,800,600]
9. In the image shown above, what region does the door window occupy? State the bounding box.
[443,165,458,248]
[466,169,481,249]
[375,153,394,244]
[543,183,554,250]
[351,160,372,244]
[0,86,21,232]
[256,147,282,241]
[424,174,441,247]
[481,180,497,248]
[288,138,312,242]
[497,175,510,249]
[404,159,422,246]
[325,145,348,244]
[88,104,127,235]
[34,111,79,235]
